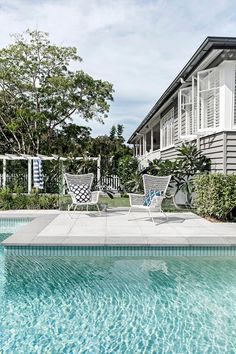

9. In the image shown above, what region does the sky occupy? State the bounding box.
[0,0,236,141]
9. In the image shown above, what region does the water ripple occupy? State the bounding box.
[1,250,236,353]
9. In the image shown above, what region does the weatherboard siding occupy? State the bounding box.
[200,132,224,173]
[160,146,179,160]
[226,131,236,174]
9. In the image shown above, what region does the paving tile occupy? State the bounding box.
[105,237,148,245]
[62,236,106,245]
[30,236,67,245]
[69,230,106,237]
[1,210,236,247]
[106,227,142,237]
[147,237,189,245]
[188,237,229,245]
[223,237,236,245]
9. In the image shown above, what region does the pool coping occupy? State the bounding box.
[1,210,236,248]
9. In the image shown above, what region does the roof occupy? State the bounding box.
[127,36,236,143]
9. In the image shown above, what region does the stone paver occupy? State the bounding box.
[1,209,236,247]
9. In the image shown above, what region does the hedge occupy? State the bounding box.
[0,189,59,210]
[194,173,236,221]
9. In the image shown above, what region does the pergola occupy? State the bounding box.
[0,154,101,194]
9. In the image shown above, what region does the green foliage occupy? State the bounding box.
[194,173,236,221]
[0,189,14,209]
[50,124,92,156]
[0,189,58,210]
[144,143,211,207]
[117,156,141,192]
[88,133,132,176]
[109,125,117,140]
[0,29,113,155]
[117,124,125,143]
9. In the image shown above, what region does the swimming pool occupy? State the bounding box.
[1,220,236,353]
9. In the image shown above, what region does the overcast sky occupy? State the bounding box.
[0,0,236,141]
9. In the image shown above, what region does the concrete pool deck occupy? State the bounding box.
[1,209,236,247]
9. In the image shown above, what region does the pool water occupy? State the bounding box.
[1,227,236,352]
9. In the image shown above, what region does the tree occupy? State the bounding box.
[109,125,116,140]
[0,30,113,155]
[52,124,92,156]
[117,124,125,143]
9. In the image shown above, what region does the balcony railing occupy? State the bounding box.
[137,149,161,169]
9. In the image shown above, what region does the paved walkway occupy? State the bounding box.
[1,209,236,246]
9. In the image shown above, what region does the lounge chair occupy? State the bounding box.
[128,174,172,223]
[64,173,101,214]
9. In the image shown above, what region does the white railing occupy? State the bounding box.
[137,150,161,169]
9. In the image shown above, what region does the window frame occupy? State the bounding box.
[197,67,221,132]
[160,107,175,150]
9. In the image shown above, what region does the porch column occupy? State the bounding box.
[27,158,32,194]
[143,134,146,155]
[151,128,153,152]
[59,159,65,195]
[2,158,6,188]
[97,155,101,188]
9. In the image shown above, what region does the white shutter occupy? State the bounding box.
[234,66,236,126]
[198,68,220,130]
[179,87,194,137]
[192,77,197,134]
[161,108,174,148]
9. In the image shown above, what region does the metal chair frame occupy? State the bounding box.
[64,173,101,215]
[128,174,172,223]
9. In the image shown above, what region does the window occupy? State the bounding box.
[161,108,174,148]
[135,141,140,156]
[153,122,160,150]
[140,136,144,155]
[197,68,220,130]
[146,131,151,152]
[234,67,236,126]
[179,81,197,137]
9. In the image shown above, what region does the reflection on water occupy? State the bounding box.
[1,237,236,353]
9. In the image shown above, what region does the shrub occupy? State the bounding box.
[117,155,141,192]
[0,189,59,210]
[144,143,211,207]
[194,173,236,221]
[0,189,14,210]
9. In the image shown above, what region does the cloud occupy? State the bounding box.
[0,0,236,140]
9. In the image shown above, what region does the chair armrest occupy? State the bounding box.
[68,191,77,204]
[91,191,100,203]
[128,193,145,206]
[151,195,165,208]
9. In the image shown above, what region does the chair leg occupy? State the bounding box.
[148,208,155,224]
[86,204,89,212]
[161,208,168,221]
[128,207,132,220]
[96,203,101,216]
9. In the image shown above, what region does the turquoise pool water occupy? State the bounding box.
[1,222,236,353]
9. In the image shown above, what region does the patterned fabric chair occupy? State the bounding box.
[64,173,101,214]
[128,174,172,223]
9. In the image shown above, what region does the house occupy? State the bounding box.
[128,37,236,174]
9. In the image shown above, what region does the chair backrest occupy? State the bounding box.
[64,173,94,192]
[142,174,172,195]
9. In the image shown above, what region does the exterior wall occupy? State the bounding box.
[160,146,179,160]
[138,150,160,170]
[226,131,236,174]
[199,132,224,172]
[134,66,236,173]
